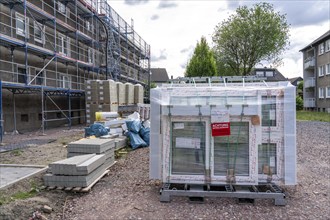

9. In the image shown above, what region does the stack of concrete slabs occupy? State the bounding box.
[49,154,105,176]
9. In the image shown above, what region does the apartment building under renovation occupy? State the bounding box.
[0,0,151,135]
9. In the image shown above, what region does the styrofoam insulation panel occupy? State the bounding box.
[134,84,144,104]
[125,83,135,104]
[116,82,126,105]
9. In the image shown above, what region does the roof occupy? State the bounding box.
[252,68,287,81]
[150,68,169,82]
[289,77,303,83]
[300,30,330,51]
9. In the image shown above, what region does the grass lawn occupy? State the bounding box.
[296,111,330,122]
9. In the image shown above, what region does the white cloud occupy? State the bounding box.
[109,0,330,79]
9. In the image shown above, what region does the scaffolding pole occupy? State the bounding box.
[41,86,45,135]
[12,90,18,135]
[0,80,3,143]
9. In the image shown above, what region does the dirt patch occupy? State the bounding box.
[0,122,329,219]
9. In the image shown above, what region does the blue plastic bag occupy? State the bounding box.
[126,120,142,133]
[139,126,150,146]
[126,131,147,149]
[85,123,109,137]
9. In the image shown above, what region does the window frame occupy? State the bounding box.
[326,87,330,98]
[16,12,29,37]
[319,43,325,55]
[88,48,95,64]
[57,33,70,56]
[261,96,277,127]
[325,39,330,52]
[60,74,71,89]
[258,143,277,175]
[318,65,324,77]
[58,2,66,14]
[319,87,324,99]
[326,63,330,75]
[34,21,45,44]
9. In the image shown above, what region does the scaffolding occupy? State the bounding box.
[0,0,150,133]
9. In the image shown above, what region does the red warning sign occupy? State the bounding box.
[211,122,231,136]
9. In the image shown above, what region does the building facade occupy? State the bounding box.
[300,30,330,112]
[0,0,150,133]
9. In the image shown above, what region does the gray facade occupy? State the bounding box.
[0,0,150,132]
[300,30,330,112]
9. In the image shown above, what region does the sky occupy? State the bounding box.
[108,0,330,79]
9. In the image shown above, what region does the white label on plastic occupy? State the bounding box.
[176,137,200,149]
[269,110,276,120]
[100,91,104,95]
[269,156,275,167]
[211,109,229,123]
[173,123,184,129]
[87,91,91,95]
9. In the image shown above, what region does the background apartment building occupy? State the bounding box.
[300,30,330,112]
[0,0,150,133]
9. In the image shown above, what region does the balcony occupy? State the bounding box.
[304,77,315,88]
[304,57,315,69]
[304,98,315,108]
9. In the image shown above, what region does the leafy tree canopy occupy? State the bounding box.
[185,36,217,77]
[212,2,290,76]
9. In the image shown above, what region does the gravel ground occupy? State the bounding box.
[0,121,329,220]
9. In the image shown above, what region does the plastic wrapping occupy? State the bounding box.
[139,126,150,146]
[126,120,142,133]
[149,81,296,186]
[126,131,147,149]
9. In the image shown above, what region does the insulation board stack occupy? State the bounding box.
[134,84,144,104]
[67,138,115,169]
[118,103,150,120]
[125,83,135,105]
[86,80,119,124]
[99,80,118,112]
[116,82,126,105]
[44,154,108,187]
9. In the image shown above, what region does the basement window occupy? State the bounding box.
[21,114,29,122]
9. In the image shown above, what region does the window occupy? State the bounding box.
[58,2,66,14]
[21,114,29,122]
[319,87,324,98]
[262,96,276,127]
[36,70,44,85]
[326,39,330,52]
[34,21,45,44]
[326,87,330,98]
[17,67,27,83]
[265,71,274,77]
[214,122,249,176]
[319,43,324,55]
[16,13,29,37]
[88,48,94,64]
[61,74,71,89]
[86,20,91,31]
[256,71,264,77]
[258,143,277,175]
[171,121,206,175]
[58,34,70,56]
[318,65,324,77]
[326,63,330,75]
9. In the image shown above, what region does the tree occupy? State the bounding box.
[212,2,290,76]
[185,36,217,77]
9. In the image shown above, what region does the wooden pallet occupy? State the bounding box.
[42,169,110,193]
